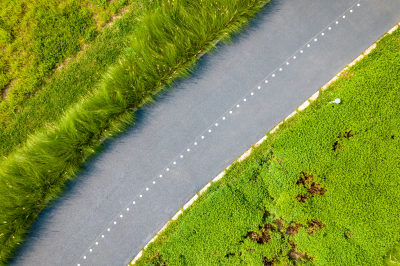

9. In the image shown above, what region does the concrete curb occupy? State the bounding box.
[129,21,400,265]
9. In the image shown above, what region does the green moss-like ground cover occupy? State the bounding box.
[0,0,270,263]
[136,26,400,265]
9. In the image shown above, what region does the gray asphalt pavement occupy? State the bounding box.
[11,0,400,265]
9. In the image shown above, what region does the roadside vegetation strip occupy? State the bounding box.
[134,25,400,265]
[0,2,154,158]
[0,0,270,263]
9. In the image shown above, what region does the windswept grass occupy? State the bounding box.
[0,0,270,263]
[135,26,400,265]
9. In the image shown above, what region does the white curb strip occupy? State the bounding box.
[129,21,399,265]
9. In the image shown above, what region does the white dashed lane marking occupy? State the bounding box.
[78,2,364,264]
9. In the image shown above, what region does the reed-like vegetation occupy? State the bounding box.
[0,0,270,263]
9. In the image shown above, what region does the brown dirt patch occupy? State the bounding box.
[333,130,354,151]
[308,182,326,196]
[247,224,276,244]
[332,140,342,151]
[273,218,284,231]
[307,219,324,235]
[297,172,314,186]
[263,256,276,265]
[296,172,326,202]
[251,212,322,264]
[288,242,313,263]
[286,223,301,236]
[296,194,310,203]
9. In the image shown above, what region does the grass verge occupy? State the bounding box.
[0,0,270,263]
[135,26,400,265]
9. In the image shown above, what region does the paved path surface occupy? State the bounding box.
[11,0,400,265]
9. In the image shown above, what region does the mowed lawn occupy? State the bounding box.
[136,26,400,265]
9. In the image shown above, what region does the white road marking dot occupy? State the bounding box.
[120,214,123,218]
[132,201,136,205]
[258,86,261,89]
[146,188,149,191]
[187,148,191,151]
[201,136,205,139]
[300,50,303,53]
[328,27,332,30]
[357,3,360,7]
[78,264,81,266]
[286,62,289,65]
[321,32,325,36]
[95,242,99,245]
[107,228,110,232]
[279,68,282,71]
[114,221,117,224]
[90,249,93,252]
[208,129,212,132]
[173,161,177,164]
[139,195,143,198]
[127,207,130,211]
[272,73,275,77]
[336,21,339,24]
[101,235,104,238]
[307,44,310,47]
[229,111,233,114]
[84,256,86,259]
[265,80,269,83]
[180,154,184,158]
[350,9,353,13]
[153,181,156,184]
[251,92,254,96]
[243,98,247,102]
[236,104,240,108]
[314,38,318,42]
[166,168,170,171]
[222,116,226,120]
[159,174,163,178]
[342,15,346,19]
[293,56,296,59]
[215,123,218,127]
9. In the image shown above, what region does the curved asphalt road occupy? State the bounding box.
[10,0,400,265]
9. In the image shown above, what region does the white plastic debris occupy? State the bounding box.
[330,98,341,104]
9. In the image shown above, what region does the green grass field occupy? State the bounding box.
[0,0,270,263]
[135,26,400,265]
[0,0,130,108]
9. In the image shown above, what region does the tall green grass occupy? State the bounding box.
[0,0,270,263]
[135,26,400,265]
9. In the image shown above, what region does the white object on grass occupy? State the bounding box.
[330,98,341,104]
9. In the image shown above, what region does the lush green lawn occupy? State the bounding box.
[0,0,270,263]
[0,0,130,109]
[135,26,400,265]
